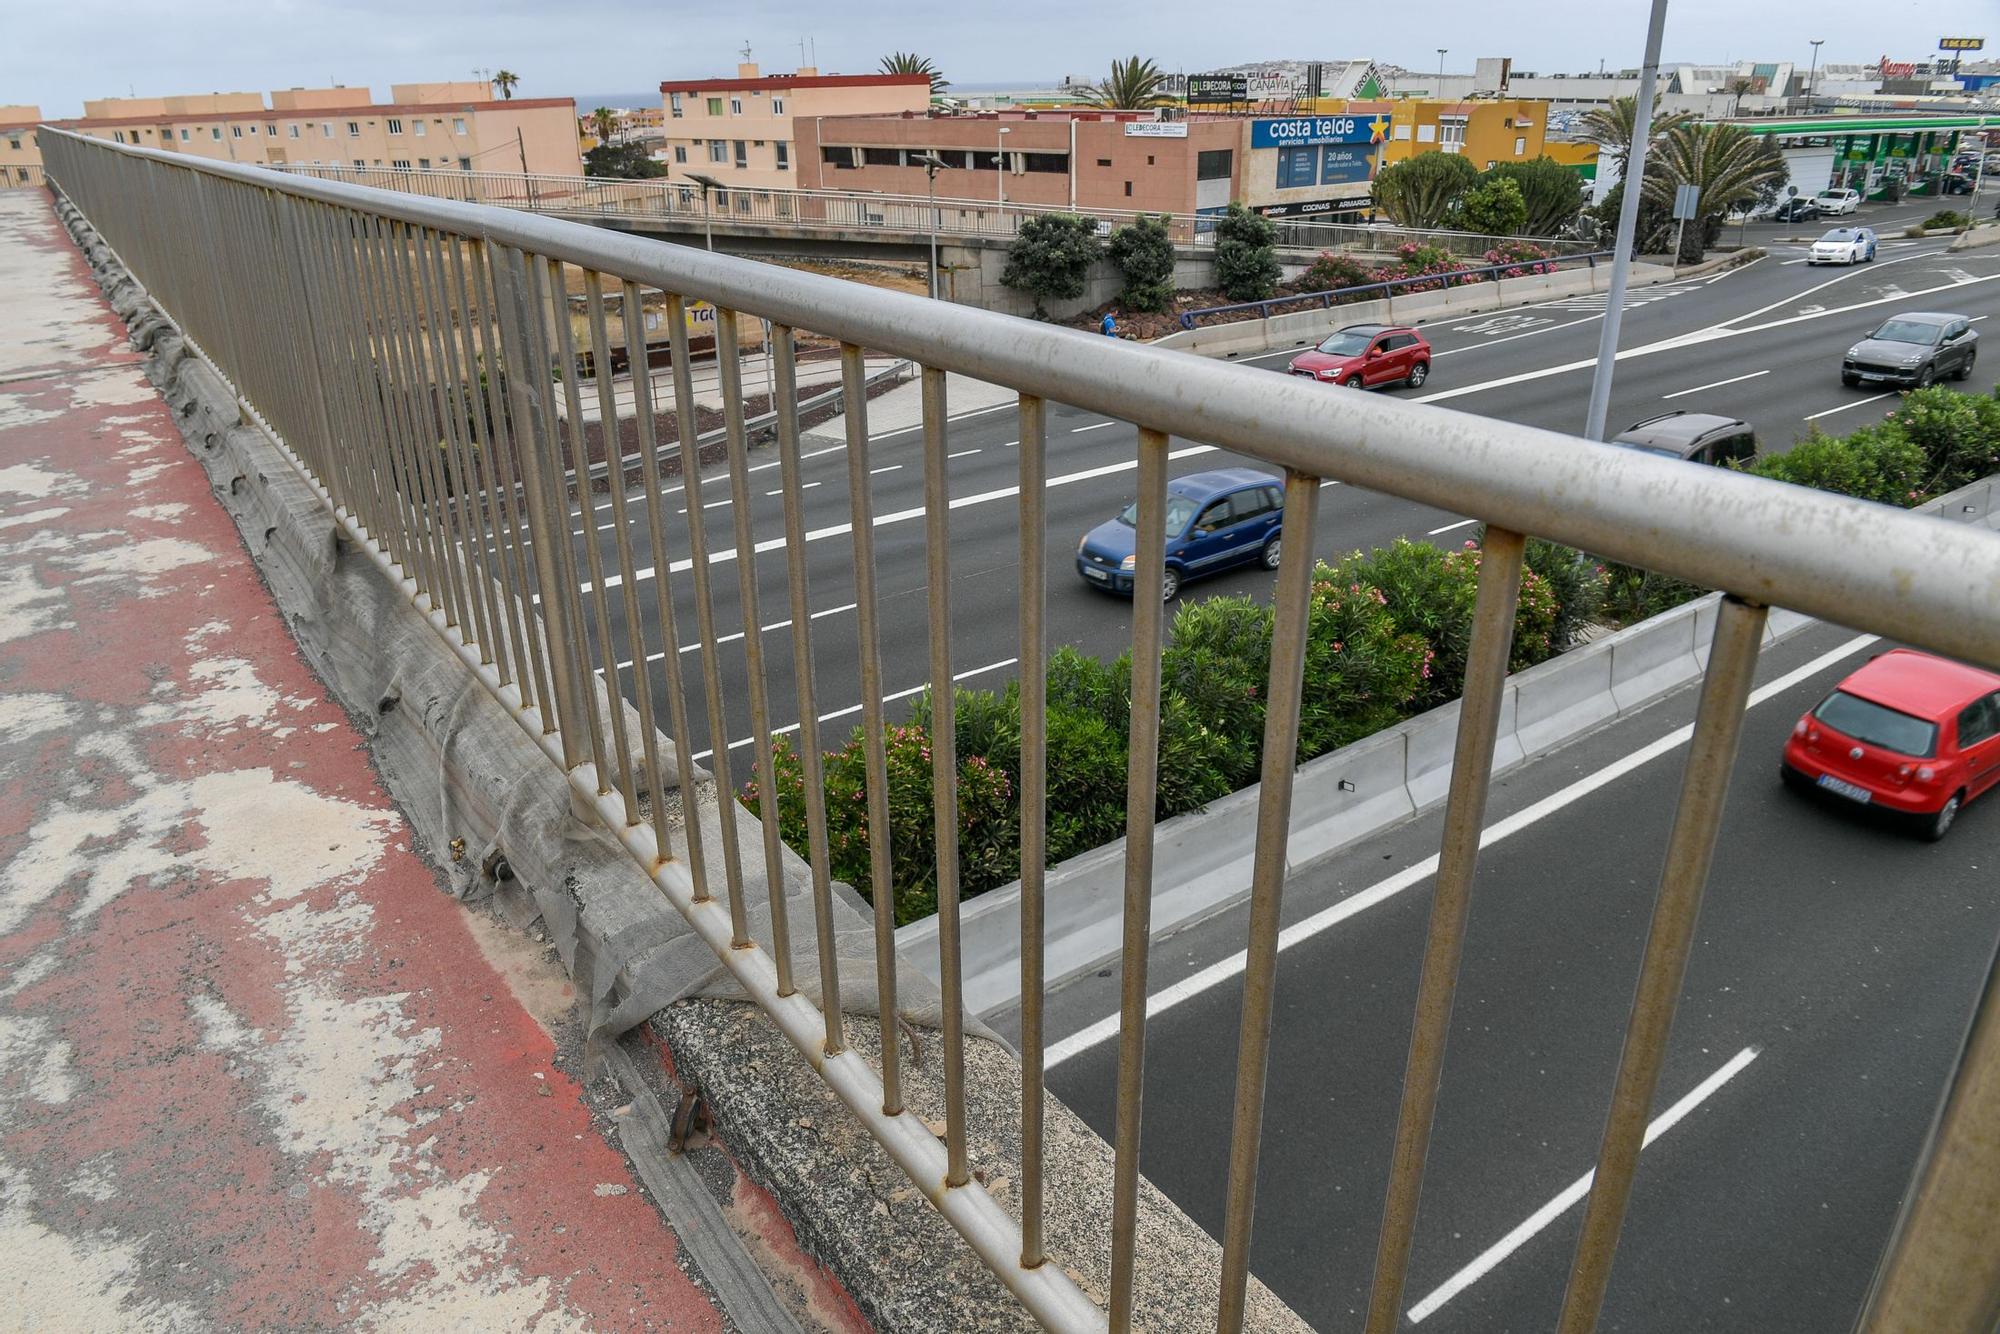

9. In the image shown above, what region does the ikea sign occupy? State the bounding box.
[1251,116,1388,148]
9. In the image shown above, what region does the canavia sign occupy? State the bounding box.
[1250,115,1391,148]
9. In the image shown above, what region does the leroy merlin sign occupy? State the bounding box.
[1250,115,1391,148]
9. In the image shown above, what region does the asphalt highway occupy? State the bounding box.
[536,199,2000,769]
[1013,619,2000,1332]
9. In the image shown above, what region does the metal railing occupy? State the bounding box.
[40,125,2000,1334]
[1177,251,1611,329]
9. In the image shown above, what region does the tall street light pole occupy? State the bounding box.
[997,125,1012,234]
[1437,49,1449,87]
[914,151,952,300]
[1807,39,1824,109]
[1582,0,1670,443]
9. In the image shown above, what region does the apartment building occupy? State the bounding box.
[657,63,931,189]
[792,110,1244,219]
[1,106,43,187]
[43,83,579,177]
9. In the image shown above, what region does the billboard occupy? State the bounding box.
[1939,37,1985,51]
[1250,115,1392,149]
[1188,74,1248,103]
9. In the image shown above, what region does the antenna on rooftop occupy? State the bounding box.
[741,41,754,62]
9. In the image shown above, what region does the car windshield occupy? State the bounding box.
[1820,230,1857,242]
[1315,330,1375,356]
[1815,191,1846,200]
[1870,319,1943,346]
[1814,690,1939,758]
[1118,493,1201,536]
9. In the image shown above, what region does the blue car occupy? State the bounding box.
[1075,468,1286,600]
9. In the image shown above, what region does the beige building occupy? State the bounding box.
[1,106,43,188]
[658,63,931,189]
[32,84,579,179]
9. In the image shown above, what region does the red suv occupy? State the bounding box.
[1288,324,1432,390]
[1781,649,2000,841]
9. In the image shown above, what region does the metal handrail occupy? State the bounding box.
[1177,251,1609,328]
[41,124,2000,1334]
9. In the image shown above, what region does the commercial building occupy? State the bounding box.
[1,106,43,188]
[657,63,931,190]
[792,110,1242,222]
[31,83,579,177]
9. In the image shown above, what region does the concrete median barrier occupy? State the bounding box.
[1611,602,1701,712]
[1513,637,1618,757]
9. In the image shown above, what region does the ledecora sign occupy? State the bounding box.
[1250,116,1391,149]
[1125,122,1190,138]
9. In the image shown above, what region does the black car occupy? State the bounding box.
[1768,196,1822,224]
[1609,412,1757,465]
[1842,312,1980,388]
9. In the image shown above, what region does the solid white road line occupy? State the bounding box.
[1802,391,1896,422]
[765,481,822,497]
[1428,518,1479,535]
[595,441,849,510]
[871,464,903,475]
[949,448,982,458]
[1041,632,1877,1068]
[689,656,1018,760]
[1404,1045,1763,1324]
[1071,421,1116,433]
[1662,369,1769,400]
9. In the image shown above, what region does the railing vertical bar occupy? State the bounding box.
[324,204,401,560]
[772,323,844,1053]
[357,213,444,612]
[554,265,639,818]
[921,365,969,1188]
[491,243,587,769]
[412,225,499,667]
[1556,594,1769,1334]
[623,279,710,889]
[426,229,512,684]
[585,276,674,847]
[666,295,753,948]
[1214,468,1325,1333]
[527,254,612,781]
[289,201,362,530]
[311,203,384,548]
[443,235,521,691]
[1109,424,1170,1331]
[469,239,553,720]
[1016,391,1049,1270]
[717,309,796,993]
[841,343,902,1113]
[1362,527,1527,1334]
[382,218,468,634]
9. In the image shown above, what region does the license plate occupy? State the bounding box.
[1084,567,1108,582]
[1816,774,1873,804]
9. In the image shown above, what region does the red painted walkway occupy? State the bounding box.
[0,193,731,1328]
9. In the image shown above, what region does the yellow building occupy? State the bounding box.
[33,83,580,179]
[658,63,932,189]
[1304,97,1551,170]
[1,106,43,188]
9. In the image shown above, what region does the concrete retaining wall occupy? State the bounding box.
[1154,261,1677,360]
[903,474,2000,1019]
[941,240,1216,321]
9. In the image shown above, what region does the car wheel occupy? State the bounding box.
[1923,792,1964,843]
[1261,534,1282,570]
[1344,374,1365,389]
[1956,350,1976,381]
[1916,365,1936,389]
[1406,360,1429,387]
[1842,372,1860,387]
[1159,566,1181,601]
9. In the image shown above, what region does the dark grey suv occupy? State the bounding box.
[1609,411,1757,465]
[1842,312,1979,388]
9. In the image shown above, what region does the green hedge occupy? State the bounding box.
[747,385,1997,925]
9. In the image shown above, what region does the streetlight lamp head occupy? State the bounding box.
[685,171,723,193]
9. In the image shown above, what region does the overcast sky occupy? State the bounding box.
[4,0,1989,117]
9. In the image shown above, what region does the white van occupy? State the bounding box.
[1814,188,1862,216]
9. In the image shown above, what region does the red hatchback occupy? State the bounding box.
[1288,324,1433,390]
[1782,649,2000,841]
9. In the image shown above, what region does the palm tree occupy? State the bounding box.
[1081,57,1170,110]
[1577,94,1695,175]
[492,70,519,101]
[590,107,616,145]
[1726,77,1757,117]
[1641,123,1788,263]
[879,52,949,96]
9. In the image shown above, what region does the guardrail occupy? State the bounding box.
[40,125,2000,1334]
[1178,251,1610,329]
